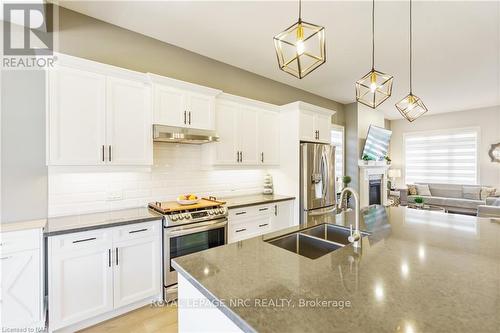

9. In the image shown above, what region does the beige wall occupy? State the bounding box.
[55,7,345,124]
[390,106,500,188]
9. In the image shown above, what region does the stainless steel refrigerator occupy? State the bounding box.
[300,142,336,223]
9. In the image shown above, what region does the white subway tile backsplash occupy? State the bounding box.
[48,144,266,217]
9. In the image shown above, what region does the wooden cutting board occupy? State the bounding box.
[149,198,226,213]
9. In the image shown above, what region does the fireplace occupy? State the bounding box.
[369,177,382,205]
[358,162,389,208]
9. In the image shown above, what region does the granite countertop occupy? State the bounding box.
[172,206,500,333]
[223,194,295,209]
[45,207,163,236]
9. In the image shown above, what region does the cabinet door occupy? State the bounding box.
[272,201,294,232]
[257,110,280,165]
[214,103,239,164]
[1,250,41,328]
[315,113,332,143]
[238,107,259,165]
[49,240,113,329]
[187,93,214,130]
[106,77,152,165]
[48,66,106,165]
[299,109,316,142]
[153,85,186,127]
[113,235,160,308]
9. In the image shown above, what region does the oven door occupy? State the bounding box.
[164,218,227,288]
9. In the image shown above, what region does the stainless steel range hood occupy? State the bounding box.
[153,124,219,144]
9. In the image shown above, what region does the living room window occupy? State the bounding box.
[404,128,479,185]
[331,125,344,184]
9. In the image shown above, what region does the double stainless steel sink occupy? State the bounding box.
[266,224,369,259]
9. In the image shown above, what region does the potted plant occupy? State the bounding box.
[384,155,392,165]
[414,196,424,208]
[362,154,373,165]
[342,176,351,188]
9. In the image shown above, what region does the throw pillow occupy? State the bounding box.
[480,187,497,200]
[463,186,481,200]
[416,184,432,196]
[407,185,417,195]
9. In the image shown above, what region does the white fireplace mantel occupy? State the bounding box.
[358,161,390,208]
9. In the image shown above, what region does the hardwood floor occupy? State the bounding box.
[79,304,178,333]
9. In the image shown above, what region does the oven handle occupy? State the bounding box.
[166,218,228,238]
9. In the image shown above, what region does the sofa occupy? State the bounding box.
[477,196,500,218]
[407,183,498,215]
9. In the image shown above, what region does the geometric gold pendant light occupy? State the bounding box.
[355,0,394,108]
[395,0,428,122]
[273,0,326,79]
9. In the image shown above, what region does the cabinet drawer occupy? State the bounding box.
[113,221,160,242]
[229,204,273,220]
[1,229,41,254]
[50,229,112,253]
[228,215,272,243]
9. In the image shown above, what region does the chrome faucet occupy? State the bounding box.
[338,187,361,248]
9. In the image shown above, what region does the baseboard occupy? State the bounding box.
[50,294,162,333]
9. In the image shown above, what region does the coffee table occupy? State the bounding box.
[407,204,446,212]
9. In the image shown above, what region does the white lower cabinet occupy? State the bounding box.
[113,236,160,308]
[228,200,295,243]
[48,221,161,331]
[1,228,44,330]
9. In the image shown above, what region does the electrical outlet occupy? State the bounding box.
[107,191,123,201]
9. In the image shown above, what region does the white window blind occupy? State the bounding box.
[331,126,344,181]
[404,128,479,185]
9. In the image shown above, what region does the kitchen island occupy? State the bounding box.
[172,206,500,332]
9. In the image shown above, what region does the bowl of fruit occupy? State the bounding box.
[176,194,200,205]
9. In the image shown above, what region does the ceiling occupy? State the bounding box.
[57,1,500,119]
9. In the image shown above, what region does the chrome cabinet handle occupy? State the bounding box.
[235,228,246,233]
[102,145,105,162]
[240,151,243,163]
[259,208,268,211]
[274,205,278,216]
[188,111,191,125]
[236,151,239,163]
[108,249,111,267]
[115,248,119,266]
[184,110,187,124]
[0,256,11,260]
[72,237,97,244]
[129,228,148,234]
[108,145,112,162]
[261,152,264,163]
[258,223,268,228]
[235,211,247,215]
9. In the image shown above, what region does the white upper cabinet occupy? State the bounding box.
[150,74,221,130]
[297,104,333,143]
[106,77,152,165]
[48,66,106,165]
[215,102,239,164]
[258,110,280,165]
[299,109,316,142]
[315,112,332,142]
[238,107,259,165]
[47,55,153,166]
[153,85,186,127]
[214,95,280,166]
[187,93,215,130]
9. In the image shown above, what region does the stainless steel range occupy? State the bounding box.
[148,199,228,302]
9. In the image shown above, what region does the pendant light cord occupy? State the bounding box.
[372,0,375,70]
[298,0,302,21]
[409,0,413,93]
